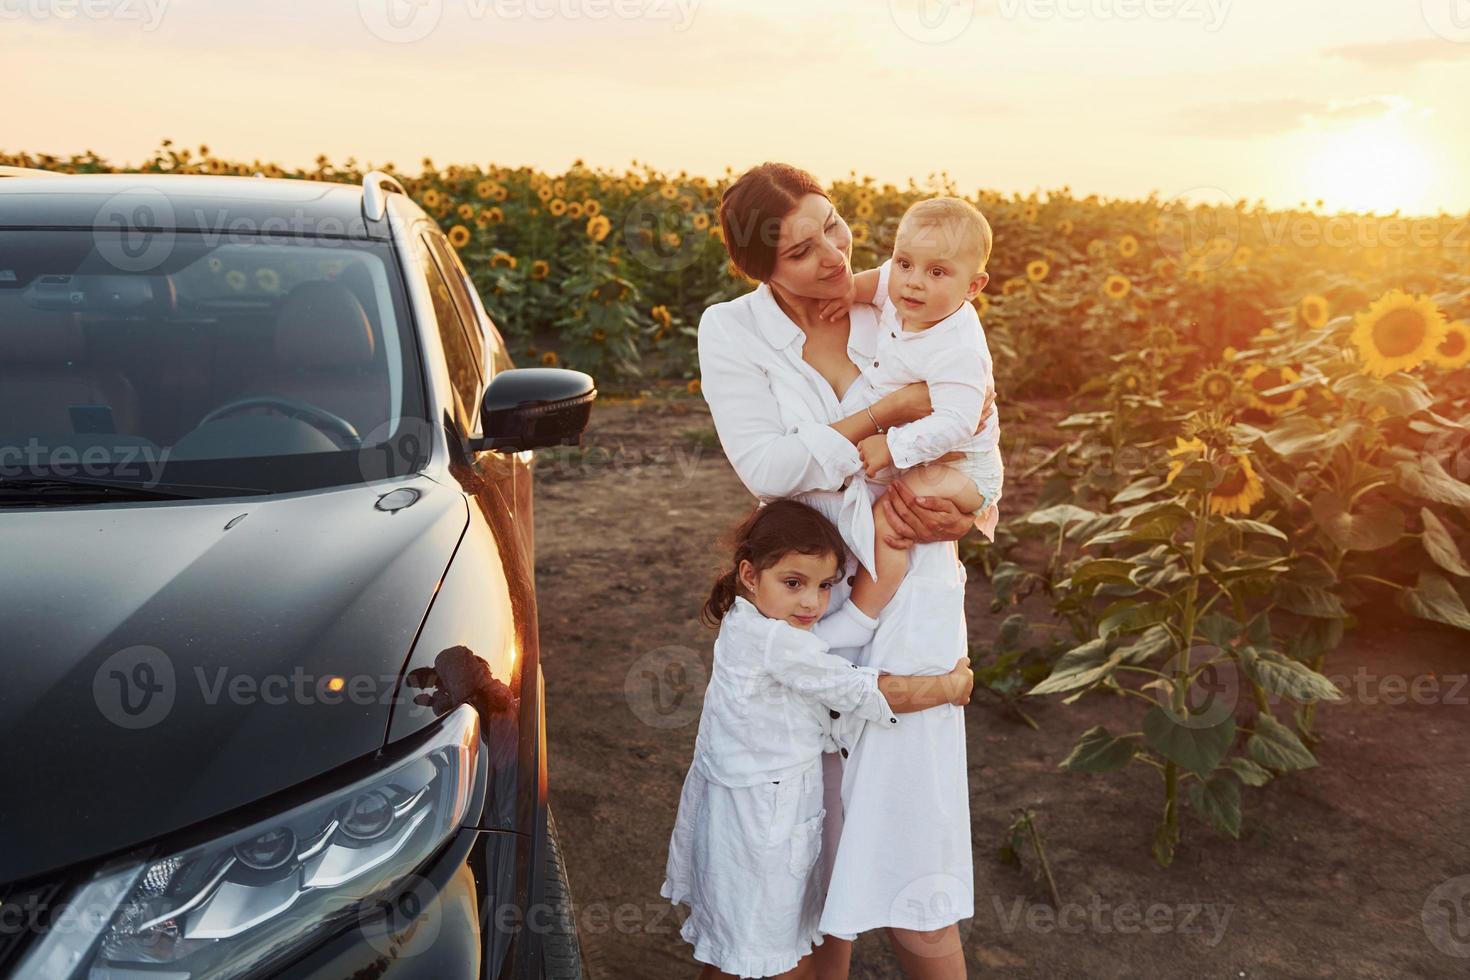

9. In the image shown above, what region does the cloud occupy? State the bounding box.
[1183,96,1405,138]
[1325,38,1470,68]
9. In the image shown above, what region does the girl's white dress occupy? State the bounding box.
[697,281,985,942]
[660,595,894,977]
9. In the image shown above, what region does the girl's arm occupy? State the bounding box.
[818,267,882,321]
[877,658,974,712]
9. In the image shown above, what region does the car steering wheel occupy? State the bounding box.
[195,395,363,449]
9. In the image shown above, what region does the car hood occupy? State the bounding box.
[0,477,468,885]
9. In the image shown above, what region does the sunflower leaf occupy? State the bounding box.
[1420,509,1470,577]
[1059,725,1138,773]
[1187,773,1242,839]
[1308,492,1406,552]
[1247,713,1318,773]
[1143,707,1236,776]
[1397,571,1470,632]
[1396,456,1470,508]
[1333,372,1434,416]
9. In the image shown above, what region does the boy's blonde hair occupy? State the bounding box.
[897,197,993,274]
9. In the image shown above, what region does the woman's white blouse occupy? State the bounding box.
[691,596,897,788]
[697,281,988,579]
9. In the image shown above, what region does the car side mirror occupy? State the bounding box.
[468,368,596,453]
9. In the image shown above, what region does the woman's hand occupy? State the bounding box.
[976,385,997,433]
[877,479,973,547]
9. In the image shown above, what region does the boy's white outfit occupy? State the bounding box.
[837,257,1004,582]
[660,595,895,978]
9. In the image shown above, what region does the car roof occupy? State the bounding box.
[0,172,409,240]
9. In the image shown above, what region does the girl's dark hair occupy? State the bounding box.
[701,499,849,628]
[717,162,829,282]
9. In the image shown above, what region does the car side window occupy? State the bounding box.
[429,235,514,376]
[424,233,488,379]
[414,233,482,432]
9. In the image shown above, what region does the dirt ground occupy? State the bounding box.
[531,396,1470,980]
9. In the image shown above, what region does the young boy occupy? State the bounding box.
[827,196,1004,589]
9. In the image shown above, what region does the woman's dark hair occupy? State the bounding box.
[717,162,829,282]
[701,498,849,628]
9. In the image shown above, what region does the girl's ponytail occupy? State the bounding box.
[699,498,849,629]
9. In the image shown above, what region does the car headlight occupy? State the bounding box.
[19,705,481,979]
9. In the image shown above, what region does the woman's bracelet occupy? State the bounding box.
[865,405,885,435]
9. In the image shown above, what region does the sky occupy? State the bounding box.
[4,0,1469,215]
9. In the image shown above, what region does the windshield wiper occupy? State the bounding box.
[0,476,268,504]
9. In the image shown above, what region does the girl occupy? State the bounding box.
[661,499,973,980]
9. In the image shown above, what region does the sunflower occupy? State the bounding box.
[1164,436,1207,486]
[457,203,475,221]
[531,259,550,280]
[651,304,672,330]
[490,250,517,269]
[586,214,612,243]
[492,184,508,202]
[1002,277,1031,298]
[591,329,607,343]
[224,269,247,292]
[1022,203,1039,224]
[567,201,584,219]
[1430,321,1470,370]
[1026,259,1050,283]
[1298,294,1330,329]
[1086,239,1107,259]
[851,222,870,245]
[536,185,553,203]
[1243,363,1306,416]
[692,212,710,231]
[1146,324,1178,349]
[485,206,504,224]
[659,184,679,201]
[584,199,601,217]
[1055,218,1075,236]
[1232,245,1253,267]
[422,188,443,209]
[1349,290,1449,377]
[1118,235,1140,258]
[540,351,560,367]
[1152,257,1179,281]
[448,225,472,249]
[548,198,568,217]
[1103,274,1132,300]
[1196,368,1235,403]
[253,268,281,293]
[855,200,875,219]
[1207,452,1265,516]
[1113,364,1148,396]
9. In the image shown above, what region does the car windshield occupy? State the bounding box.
[0,230,428,498]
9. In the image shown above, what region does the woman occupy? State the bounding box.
[697,162,994,980]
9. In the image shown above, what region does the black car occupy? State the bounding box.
[0,170,593,978]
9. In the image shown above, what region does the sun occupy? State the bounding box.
[1299,117,1441,215]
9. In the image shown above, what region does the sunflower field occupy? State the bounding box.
[9,142,1469,865]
